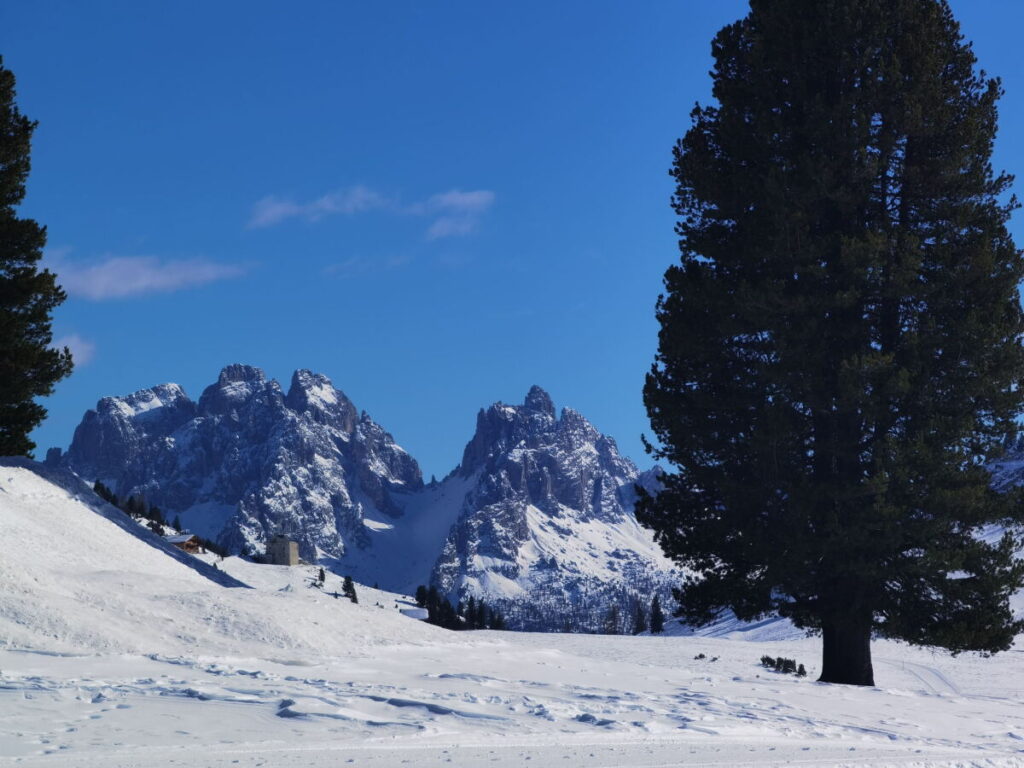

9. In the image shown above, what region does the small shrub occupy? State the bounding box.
[759,655,805,677]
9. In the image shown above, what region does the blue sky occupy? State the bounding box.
[5,1,1024,478]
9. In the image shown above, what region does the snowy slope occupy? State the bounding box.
[4,460,1024,766]
[336,473,476,594]
[0,458,447,656]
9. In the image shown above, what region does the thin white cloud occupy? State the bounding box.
[416,189,496,240]
[426,215,478,240]
[247,186,495,239]
[52,333,96,365]
[413,189,495,215]
[49,253,245,300]
[248,185,387,228]
[323,253,413,277]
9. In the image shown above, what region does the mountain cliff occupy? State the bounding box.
[424,386,674,631]
[61,365,422,560]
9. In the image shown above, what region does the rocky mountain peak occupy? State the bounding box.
[218,363,265,384]
[523,385,555,417]
[459,388,566,476]
[285,369,357,432]
[198,364,278,415]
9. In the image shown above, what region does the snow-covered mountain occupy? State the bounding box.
[425,386,674,631]
[59,364,422,561]
[57,367,674,630]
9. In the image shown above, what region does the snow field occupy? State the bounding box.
[4,460,1024,766]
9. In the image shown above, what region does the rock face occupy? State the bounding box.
[62,365,422,560]
[427,387,675,632]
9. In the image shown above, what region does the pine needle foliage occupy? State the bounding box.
[639,0,1024,686]
[0,58,73,456]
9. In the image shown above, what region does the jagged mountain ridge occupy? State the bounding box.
[59,366,675,630]
[428,386,673,631]
[61,364,422,560]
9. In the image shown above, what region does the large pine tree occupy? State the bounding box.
[0,57,72,456]
[639,0,1024,686]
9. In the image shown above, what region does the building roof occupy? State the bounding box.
[165,533,197,544]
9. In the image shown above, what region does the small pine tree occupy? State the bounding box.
[476,600,487,631]
[172,514,182,532]
[603,604,621,635]
[415,585,428,608]
[92,480,109,502]
[632,603,647,635]
[466,596,477,626]
[343,575,358,604]
[318,567,326,584]
[650,595,665,634]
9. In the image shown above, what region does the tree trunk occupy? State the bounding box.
[818,613,874,686]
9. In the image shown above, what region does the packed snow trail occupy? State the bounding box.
[4,460,1024,766]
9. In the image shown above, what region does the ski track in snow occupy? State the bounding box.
[5,462,1024,766]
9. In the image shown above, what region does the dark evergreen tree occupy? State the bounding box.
[466,596,477,627]
[632,603,647,635]
[343,575,358,604]
[425,585,441,623]
[649,595,665,635]
[415,585,428,608]
[318,567,326,585]
[172,515,182,532]
[639,0,1024,686]
[0,58,73,457]
[602,604,621,635]
[92,480,113,504]
[443,598,459,629]
[475,600,487,631]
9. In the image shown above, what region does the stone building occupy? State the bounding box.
[266,534,299,566]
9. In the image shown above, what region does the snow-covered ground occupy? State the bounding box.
[3,459,1024,767]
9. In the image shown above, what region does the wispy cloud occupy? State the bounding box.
[48,252,246,300]
[247,186,495,239]
[52,333,96,365]
[415,189,496,240]
[248,185,387,228]
[323,253,414,277]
